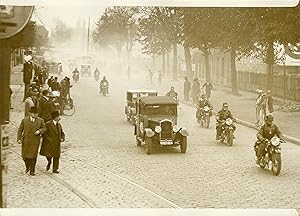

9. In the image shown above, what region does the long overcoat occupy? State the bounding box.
[17,117,46,159]
[40,121,65,158]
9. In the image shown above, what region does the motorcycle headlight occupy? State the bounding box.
[131,108,136,115]
[225,118,233,126]
[173,125,180,132]
[204,106,209,112]
[271,137,280,146]
[155,126,162,133]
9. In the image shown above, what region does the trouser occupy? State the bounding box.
[24,158,37,174]
[256,106,260,123]
[46,157,59,171]
[23,83,30,100]
[216,123,236,137]
[259,109,266,126]
[255,141,267,159]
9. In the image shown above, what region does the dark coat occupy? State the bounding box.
[40,121,65,158]
[38,96,48,118]
[17,117,46,159]
[184,80,191,94]
[42,99,57,122]
[267,96,274,113]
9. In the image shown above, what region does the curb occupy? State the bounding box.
[180,99,300,146]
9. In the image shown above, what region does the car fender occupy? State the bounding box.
[179,127,189,136]
[144,128,155,138]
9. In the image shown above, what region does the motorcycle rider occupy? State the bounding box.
[99,76,109,94]
[72,68,79,82]
[215,102,236,140]
[94,67,100,81]
[196,94,213,121]
[166,86,178,100]
[255,113,284,164]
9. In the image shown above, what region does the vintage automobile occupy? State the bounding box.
[80,64,91,76]
[134,96,189,154]
[125,89,158,125]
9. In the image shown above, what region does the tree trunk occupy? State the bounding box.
[230,47,238,95]
[152,54,155,72]
[172,42,177,80]
[184,43,192,80]
[266,41,274,91]
[203,47,210,82]
[167,51,170,75]
[116,46,122,61]
[162,51,166,76]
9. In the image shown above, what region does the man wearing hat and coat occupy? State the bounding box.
[42,92,58,122]
[40,111,65,173]
[17,107,46,175]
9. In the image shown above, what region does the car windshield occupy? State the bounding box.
[146,104,177,116]
[130,92,157,102]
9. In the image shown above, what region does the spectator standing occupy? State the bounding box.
[190,77,201,104]
[183,77,191,101]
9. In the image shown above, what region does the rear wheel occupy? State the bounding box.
[180,136,187,153]
[227,130,234,146]
[272,153,281,176]
[145,137,153,154]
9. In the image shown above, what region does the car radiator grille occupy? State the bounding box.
[161,121,172,139]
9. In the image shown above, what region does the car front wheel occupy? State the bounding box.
[145,137,153,154]
[180,136,187,153]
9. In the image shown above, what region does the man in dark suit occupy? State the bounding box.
[17,107,46,176]
[40,111,65,173]
[38,89,49,119]
[42,93,58,122]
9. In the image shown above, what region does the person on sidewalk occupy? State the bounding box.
[40,111,65,174]
[158,71,162,85]
[38,89,49,119]
[255,89,264,124]
[190,77,201,104]
[24,89,38,117]
[255,113,284,164]
[215,103,236,140]
[202,81,213,99]
[17,107,46,176]
[42,93,58,122]
[258,93,268,127]
[10,87,13,109]
[266,90,274,113]
[183,77,191,101]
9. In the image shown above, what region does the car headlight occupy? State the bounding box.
[155,126,162,133]
[173,125,180,132]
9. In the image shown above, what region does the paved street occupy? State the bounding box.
[7,69,300,209]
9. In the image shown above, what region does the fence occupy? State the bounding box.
[237,71,300,102]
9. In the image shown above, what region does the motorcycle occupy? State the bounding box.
[254,136,283,176]
[218,117,235,146]
[73,73,79,82]
[196,105,211,128]
[100,82,108,96]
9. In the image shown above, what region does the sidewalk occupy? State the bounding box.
[126,71,300,144]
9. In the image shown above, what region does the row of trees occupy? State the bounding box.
[93,6,300,94]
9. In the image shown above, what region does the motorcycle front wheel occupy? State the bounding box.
[227,130,234,146]
[272,153,281,176]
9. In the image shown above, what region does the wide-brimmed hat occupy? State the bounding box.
[51,111,60,119]
[29,106,38,114]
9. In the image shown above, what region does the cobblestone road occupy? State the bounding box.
[8,70,300,209]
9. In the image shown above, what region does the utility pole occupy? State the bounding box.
[82,18,85,53]
[0,38,10,208]
[87,17,90,55]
